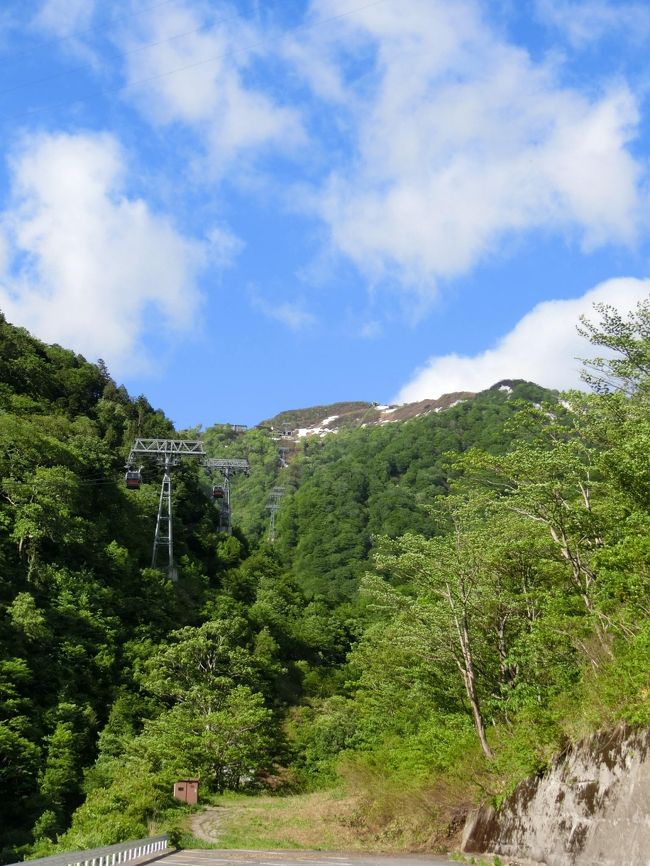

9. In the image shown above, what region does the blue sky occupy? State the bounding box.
[0,0,649,428]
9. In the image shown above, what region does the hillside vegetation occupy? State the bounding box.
[1,300,650,858]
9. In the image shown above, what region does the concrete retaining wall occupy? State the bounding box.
[462,726,650,866]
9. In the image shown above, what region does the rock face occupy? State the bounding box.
[462,726,650,866]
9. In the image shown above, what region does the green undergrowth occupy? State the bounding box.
[333,624,650,848]
[209,631,650,856]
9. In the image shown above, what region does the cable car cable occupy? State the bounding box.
[0,0,214,69]
[0,8,244,100]
[0,0,390,122]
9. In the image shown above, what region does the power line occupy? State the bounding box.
[2,0,203,68]
[4,475,129,488]
[0,0,389,122]
[122,0,387,91]
[0,8,244,100]
[119,0,386,86]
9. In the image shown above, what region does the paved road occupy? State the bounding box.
[163,849,458,866]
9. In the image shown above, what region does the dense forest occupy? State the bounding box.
[1,300,649,859]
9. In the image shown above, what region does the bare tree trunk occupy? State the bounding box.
[450,599,493,759]
[496,613,509,685]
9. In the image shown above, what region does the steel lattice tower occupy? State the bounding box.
[204,458,250,535]
[151,453,174,574]
[126,440,249,579]
[266,486,286,543]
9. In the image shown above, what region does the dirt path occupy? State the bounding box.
[190,806,235,844]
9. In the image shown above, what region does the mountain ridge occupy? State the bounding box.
[257,379,543,438]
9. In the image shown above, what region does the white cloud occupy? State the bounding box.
[294,0,645,298]
[118,1,304,177]
[32,0,98,63]
[206,224,244,267]
[0,231,8,276]
[0,131,206,373]
[33,0,96,37]
[360,320,382,339]
[0,10,19,53]
[535,0,650,47]
[250,292,315,331]
[396,278,650,402]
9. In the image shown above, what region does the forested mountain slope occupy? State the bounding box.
[0,316,314,858]
[2,300,650,858]
[0,315,200,854]
[205,380,555,601]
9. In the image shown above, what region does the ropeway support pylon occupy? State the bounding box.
[266,486,286,543]
[152,454,175,578]
[125,439,249,579]
[204,458,250,534]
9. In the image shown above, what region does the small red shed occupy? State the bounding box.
[173,778,199,804]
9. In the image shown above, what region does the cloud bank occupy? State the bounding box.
[26,0,649,308]
[396,278,650,402]
[7,0,649,388]
[295,0,644,297]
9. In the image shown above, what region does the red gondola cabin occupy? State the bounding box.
[125,470,142,490]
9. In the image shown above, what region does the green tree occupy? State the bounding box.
[136,686,271,789]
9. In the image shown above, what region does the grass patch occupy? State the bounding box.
[213,791,361,851]
[191,790,415,852]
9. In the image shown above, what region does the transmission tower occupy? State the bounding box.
[204,458,250,534]
[125,439,249,579]
[266,486,286,543]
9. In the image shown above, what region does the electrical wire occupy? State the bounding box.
[1,0,204,68]
[0,0,389,122]
[4,474,124,487]
[0,7,245,100]
[123,0,387,91]
[3,458,248,488]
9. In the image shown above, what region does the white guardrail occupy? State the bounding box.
[8,834,170,866]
